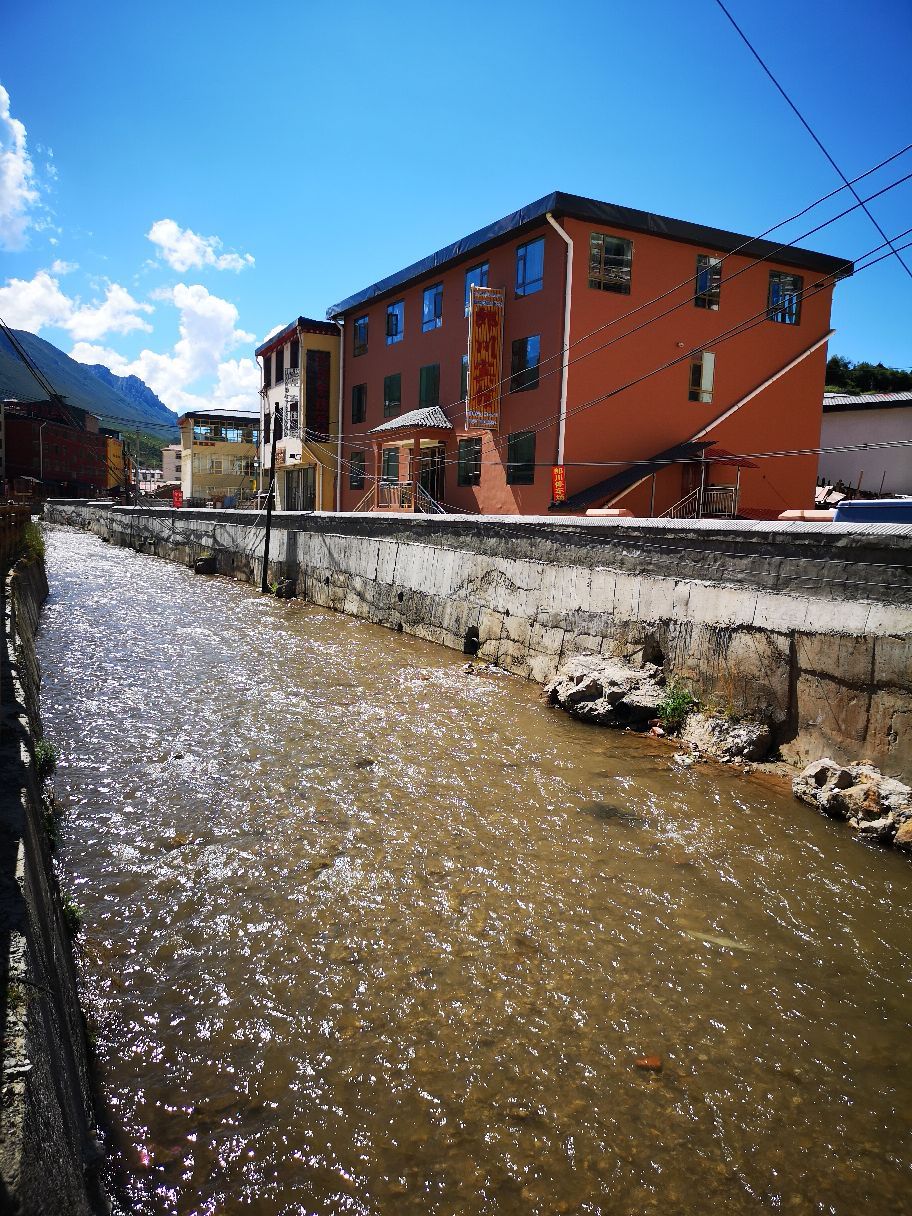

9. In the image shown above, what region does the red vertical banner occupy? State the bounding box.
[466,285,505,430]
[551,465,567,504]
[172,488,183,508]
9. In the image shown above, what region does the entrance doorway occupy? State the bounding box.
[419,444,446,505]
[285,465,316,511]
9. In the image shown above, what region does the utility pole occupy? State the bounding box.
[260,402,281,593]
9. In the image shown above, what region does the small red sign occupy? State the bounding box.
[551,465,567,504]
[172,489,183,509]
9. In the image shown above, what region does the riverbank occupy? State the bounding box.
[45,502,912,784]
[0,550,103,1214]
[36,526,912,1215]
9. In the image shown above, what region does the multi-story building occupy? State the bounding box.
[256,317,340,512]
[178,407,259,506]
[3,397,108,497]
[326,191,850,518]
[162,443,182,484]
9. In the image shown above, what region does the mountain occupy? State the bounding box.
[0,328,178,438]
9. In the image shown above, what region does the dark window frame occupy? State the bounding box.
[588,232,633,294]
[688,350,715,403]
[386,300,404,344]
[381,447,400,483]
[383,372,402,418]
[351,383,367,424]
[510,335,541,393]
[768,271,803,325]
[460,354,469,401]
[464,262,490,313]
[349,451,365,490]
[263,352,272,389]
[506,430,536,485]
[275,345,285,383]
[457,437,482,486]
[515,237,545,297]
[290,337,300,369]
[353,315,369,356]
[422,283,444,332]
[694,254,722,310]
[418,363,440,409]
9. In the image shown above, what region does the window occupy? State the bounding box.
[506,431,535,484]
[422,283,443,332]
[589,233,633,293]
[290,337,300,369]
[210,458,224,474]
[275,345,285,383]
[695,255,721,310]
[386,300,404,344]
[306,349,331,439]
[460,354,469,401]
[689,351,715,403]
[458,437,481,486]
[383,373,402,418]
[352,383,367,424]
[263,352,272,388]
[418,363,440,408]
[516,238,545,296]
[510,335,540,392]
[353,315,368,356]
[349,451,365,489]
[464,262,489,312]
[768,271,803,325]
[381,447,399,482]
[263,411,271,445]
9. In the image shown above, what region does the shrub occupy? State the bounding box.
[658,679,697,733]
[62,898,83,938]
[21,520,45,562]
[35,738,58,780]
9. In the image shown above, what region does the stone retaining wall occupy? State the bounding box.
[0,553,103,1214]
[46,502,912,780]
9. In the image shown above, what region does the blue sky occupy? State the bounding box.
[1,0,910,416]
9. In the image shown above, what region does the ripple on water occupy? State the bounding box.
[38,525,912,1216]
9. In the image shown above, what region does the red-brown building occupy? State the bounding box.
[3,397,109,497]
[326,192,851,518]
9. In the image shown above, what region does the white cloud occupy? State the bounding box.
[67,283,153,341]
[147,218,254,273]
[71,282,258,414]
[0,267,152,340]
[0,84,40,251]
[50,259,78,274]
[262,323,285,342]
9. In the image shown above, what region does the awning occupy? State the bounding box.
[368,406,452,435]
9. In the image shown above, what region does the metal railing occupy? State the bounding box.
[415,484,446,514]
[660,484,738,520]
[377,481,414,510]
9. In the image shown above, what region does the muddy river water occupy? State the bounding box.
[39,526,911,1215]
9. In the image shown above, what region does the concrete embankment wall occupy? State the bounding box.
[46,501,912,780]
[0,554,102,1214]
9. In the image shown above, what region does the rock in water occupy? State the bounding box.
[793,759,912,850]
[546,657,665,728]
[681,713,771,762]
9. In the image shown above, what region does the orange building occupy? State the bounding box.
[326,192,850,518]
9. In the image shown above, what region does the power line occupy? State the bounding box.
[714,0,912,284]
[328,160,912,449]
[331,229,912,492]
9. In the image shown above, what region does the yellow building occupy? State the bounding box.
[103,433,126,491]
[256,317,340,511]
[178,408,259,506]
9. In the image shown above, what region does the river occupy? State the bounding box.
[38,525,911,1215]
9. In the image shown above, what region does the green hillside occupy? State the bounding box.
[0,328,178,438]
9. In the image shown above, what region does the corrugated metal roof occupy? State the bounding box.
[255,316,339,358]
[326,191,853,318]
[823,390,912,411]
[368,406,452,434]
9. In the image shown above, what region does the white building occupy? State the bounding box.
[819,391,912,495]
[162,443,182,484]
